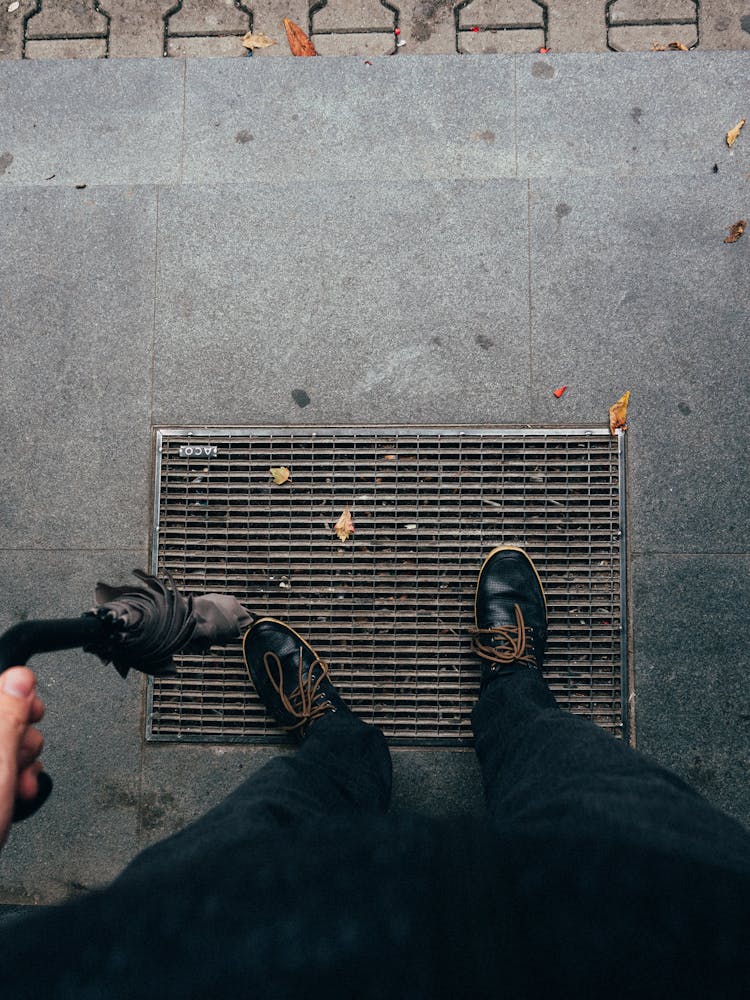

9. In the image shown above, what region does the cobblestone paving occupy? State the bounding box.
[1,1,749,59]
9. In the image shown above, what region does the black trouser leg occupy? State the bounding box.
[472,667,750,872]
[119,711,392,884]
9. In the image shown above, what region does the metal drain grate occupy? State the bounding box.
[148,427,628,746]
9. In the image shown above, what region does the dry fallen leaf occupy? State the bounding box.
[242,31,277,50]
[333,505,355,542]
[651,43,667,51]
[609,391,631,436]
[283,18,317,57]
[724,220,746,244]
[270,466,291,485]
[726,119,746,148]
[668,41,689,51]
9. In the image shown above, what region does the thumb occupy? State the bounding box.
[0,668,36,738]
[0,668,37,845]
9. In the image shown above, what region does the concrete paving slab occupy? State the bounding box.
[391,749,485,816]
[138,744,282,851]
[0,58,183,185]
[700,0,750,50]
[182,55,516,183]
[632,553,750,827]
[0,49,747,906]
[138,744,484,851]
[546,0,607,51]
[527,172,749,553]
[517,51,750,177]
[0,185,156,549]
[152,180,531,426]
[106,0,165,58]
[0,550,147,904]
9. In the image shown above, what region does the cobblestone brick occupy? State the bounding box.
[0,0,34,60]
[311,0,395,56]
[0,0,749,61]
[164,0,250,57]
[106,1,167,58]
[606,0,698,51]
[24,0,110,58]
[396,0,458,54]
[458,0,546,54]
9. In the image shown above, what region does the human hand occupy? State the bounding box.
[0,668,45,851]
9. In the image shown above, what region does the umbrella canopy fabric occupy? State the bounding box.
[84,570,254,677]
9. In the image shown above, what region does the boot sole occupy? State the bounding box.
[474,545,548,627]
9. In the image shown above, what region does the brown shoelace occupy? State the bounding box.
[470,603,536,668]
[263,649,335,732]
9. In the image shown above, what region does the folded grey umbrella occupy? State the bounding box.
[84,569,254,678]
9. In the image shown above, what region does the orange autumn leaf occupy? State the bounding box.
[283,18,317,56]
[333,505,355,542]
[270,466,291,485]
[724,220,746,244]
[652,41,688,51]
[726,119,746,147]
[609,391,631,436]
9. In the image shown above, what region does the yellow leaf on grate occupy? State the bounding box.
[270,466,291,485]
[333,505,355,542]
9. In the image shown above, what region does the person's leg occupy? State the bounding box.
[470,547,750,873]
[472,668,750,870]
[119,620,392,883]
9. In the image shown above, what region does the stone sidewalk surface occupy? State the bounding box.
[1,0,750,59]
[0,50,748,905]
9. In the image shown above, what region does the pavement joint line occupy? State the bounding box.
[150,187,161,428]
[526,177,533,397]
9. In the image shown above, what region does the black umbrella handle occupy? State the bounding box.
[0,616,108,824]
[0,617,107,673]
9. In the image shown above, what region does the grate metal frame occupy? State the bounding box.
[148,426,630,747]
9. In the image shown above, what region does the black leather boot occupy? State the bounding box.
[243,617,349,739]
[471,546,548,693]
